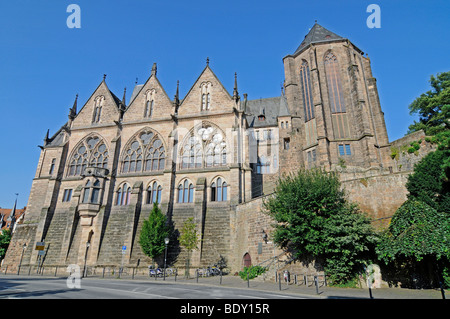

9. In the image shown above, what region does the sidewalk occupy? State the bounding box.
[168,274,447,299]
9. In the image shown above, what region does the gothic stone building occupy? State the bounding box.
[4,23,412,274]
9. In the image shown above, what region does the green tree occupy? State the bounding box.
[408,71,450,135]
[139,203,170,265]
[0,229,11,260]
[405,139,450,213]
[376,200,450,287]
[263,168,377,285]
[179,217,200,278]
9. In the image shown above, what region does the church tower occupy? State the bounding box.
[282,23,390,172]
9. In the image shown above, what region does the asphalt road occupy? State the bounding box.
[0,276,309,300]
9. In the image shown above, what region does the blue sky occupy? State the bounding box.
[0,0,449,208]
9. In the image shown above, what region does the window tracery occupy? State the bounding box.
[181,123,227,169]
[121,130,165,173]
[68,136,108,176]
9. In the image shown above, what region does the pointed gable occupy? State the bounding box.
[177,64,234,117]
[123,71,173,122]
[71,79,121,128]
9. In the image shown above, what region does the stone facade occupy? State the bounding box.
[2,23,426,275]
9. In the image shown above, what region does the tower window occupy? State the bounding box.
[49,158,56,175]
[338,144,351,156]
[283,138,290,150]
[62,189,73,202]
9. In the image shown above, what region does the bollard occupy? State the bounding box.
[314,275,319,295]
[196,269,199,283]
[278,273,281,291]
[247,271,249,288]
[220,269,223,285]
[175,269,177,282]
[294,274,297,285]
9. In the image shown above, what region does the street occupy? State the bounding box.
[0,276,310,299]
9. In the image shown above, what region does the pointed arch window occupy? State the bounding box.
[116,183,131,206]
[300,60,315,122]
[92,96,104,123]
[177,180,194,203]
[146,181,162,204]
[121,131,165,173]
[144,89,156,118]
[180,123,227,169]
[211,177,228,202]
[324,52,350,138]
[68,136,109,176]
[200,82,212,110]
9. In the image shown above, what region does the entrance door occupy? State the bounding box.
[243,253,252,268]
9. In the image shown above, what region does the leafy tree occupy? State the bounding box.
[263,168,378,285]
[408,71,450,135]
[376,200,450,287]
[178,217,200,278]
[0,229,11,260]
[405,139,450,213]
[139,203,170,265]
[322,205,379,284]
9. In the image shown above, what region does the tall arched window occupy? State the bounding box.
[122,130,165,173]
[300,60,314,121]
[116,183,131,206]
[177,180,194,203]
[68,135,109,176]
[147,181,162,204]
[200,82,212,111]
[144,100,154,118]
[324,52,350,138]
[211,177,228,202]
[300,60,317,146]
[180,123,226,169]
[92,96,104,123]
[144,89,156,118]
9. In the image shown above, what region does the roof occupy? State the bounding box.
[293,23,345,55]
[0,207,26,231]
[245,95,290,128]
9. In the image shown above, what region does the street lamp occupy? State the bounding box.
[17,243,26,275]
[164,237,169,280]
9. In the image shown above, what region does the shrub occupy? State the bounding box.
[238,266,267,280]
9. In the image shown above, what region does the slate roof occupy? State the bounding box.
[294,23,345,55]
[245,95,290,128]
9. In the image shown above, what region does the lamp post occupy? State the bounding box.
[17,243,26,275]
[164,237,169,280]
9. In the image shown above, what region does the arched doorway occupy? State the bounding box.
[243,253,252,268]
